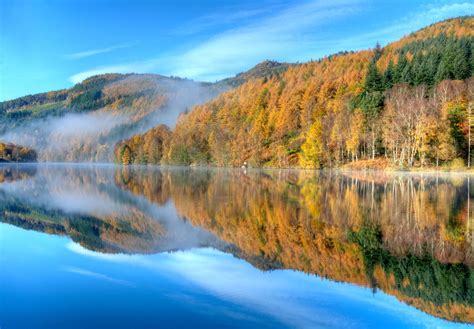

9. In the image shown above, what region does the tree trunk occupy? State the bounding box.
[468,103,472,168]
[372,131,375,160]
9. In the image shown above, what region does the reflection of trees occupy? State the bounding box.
[0,165,166,253]
[350,222,472,310]
[0,193,165,254]
[327,172,473,266]
[115,167,474,323]
[0,165,228,256]
[0,164,37,183]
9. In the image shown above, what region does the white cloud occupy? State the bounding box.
[69,63,144,84]
[64,43,135,60]
[68,0,363,83]
[169,0,363,80]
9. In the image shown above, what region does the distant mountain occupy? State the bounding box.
[116,16,474,168]
[0,61,288,162]
[217,60,289,88]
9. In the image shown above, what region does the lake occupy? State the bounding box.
[0,164,473,328]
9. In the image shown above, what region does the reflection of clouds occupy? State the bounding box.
[0,170,132,217]
[47,189,131,217]
[67,242,138,263]
[67,243,465,329]
[163,250,348,329]
[163,291,263,324]
[62,266,135,287]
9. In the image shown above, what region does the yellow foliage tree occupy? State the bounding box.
[300,119,324,168]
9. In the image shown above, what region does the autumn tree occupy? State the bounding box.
[300,119,324,168]
[120,145,132,165]
[347,109,364,161]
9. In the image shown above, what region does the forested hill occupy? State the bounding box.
[0,62,286,162]
[116,16,474,169]
[0,74,211,162]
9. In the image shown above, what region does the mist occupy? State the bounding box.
[2,111,127,146]
[0,74,227,162]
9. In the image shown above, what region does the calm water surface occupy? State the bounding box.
[0,164,473,329]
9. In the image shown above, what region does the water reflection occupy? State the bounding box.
[116,167,474,323]
[0,164,222,254]
[0,164,473,325]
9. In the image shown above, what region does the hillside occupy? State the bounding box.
[0,62,286,162]
[0,74,217,162]
[116,16,474,168]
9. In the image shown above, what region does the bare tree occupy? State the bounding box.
[466,78,474,167]
[383,84,436,167]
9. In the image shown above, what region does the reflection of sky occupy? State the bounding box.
[0,224,471,329]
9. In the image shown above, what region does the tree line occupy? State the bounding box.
[114,125,171,165]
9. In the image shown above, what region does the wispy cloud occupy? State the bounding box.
[173,5,280,36]
[64,43,135,60]
[63,266,135,287]
[334,2,474,50]
[68,1,473,84]
[68,0,362,83]
[168,0,363,80]
[68,59,161,83]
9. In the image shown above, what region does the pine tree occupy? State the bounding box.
[452,39,470,80]
[401,60,413,85]
[426,53,440,87]
[435,58,450,83]
[395,55,408,84]
[382,60,395,89]
[374,42,383,61]
[365,61,383,92]
[412,53,425,86]
[436,38,457,83]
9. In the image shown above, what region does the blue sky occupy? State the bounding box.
[0,0,473,101]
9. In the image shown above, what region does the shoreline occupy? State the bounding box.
[2,161,474,175]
